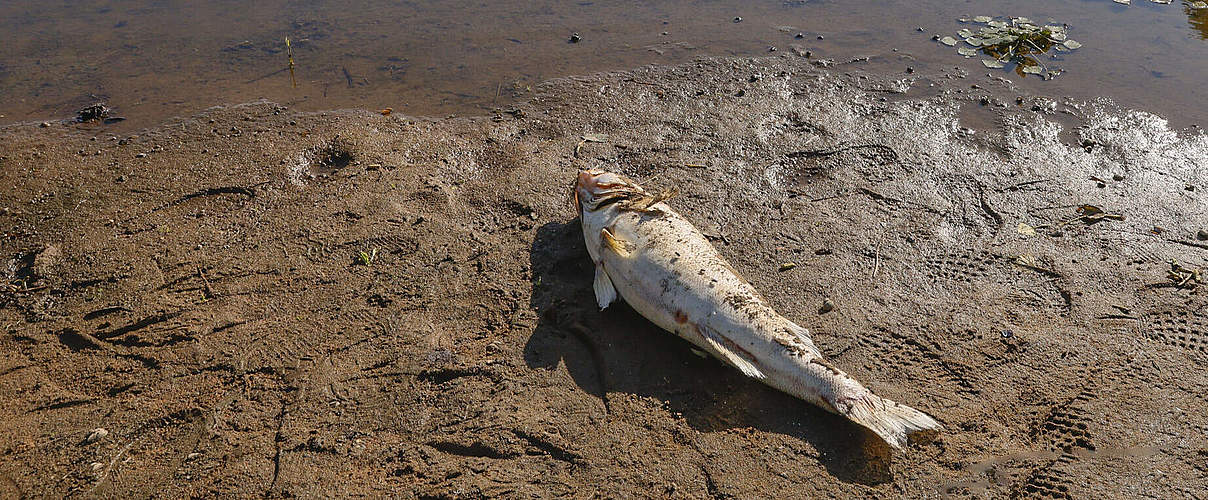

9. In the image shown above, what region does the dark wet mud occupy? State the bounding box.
[2,56,1207,498]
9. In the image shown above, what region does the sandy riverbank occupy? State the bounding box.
[2,56,1206,498]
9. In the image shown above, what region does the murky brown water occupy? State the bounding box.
[3,0,1207,130]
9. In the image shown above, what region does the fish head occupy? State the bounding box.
[574,169,644,214]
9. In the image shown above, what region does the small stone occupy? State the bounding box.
[1186,185,1196,192]
[819,298,835,314]
[1197,230,1208,241]
[768,46,777,52]
[749,74,760,82]
[135,153,146,158]
[115,175,127,183]
[39,122,51,128]
[90,462,105,472]
[569,33,581,43]
[779,262,797,272]
[733,16,743,23]
[814,248,832,255]
[795,33,804,39]
[906,66,915,74]
[816,35,824,40]
[916,27,925,32]
[979,97,990,105]
[1000,329,1014,339]
[84,428,109,444]
[1112,174,1124,181]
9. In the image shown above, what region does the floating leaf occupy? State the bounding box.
[973,15,993,23]
[1063,40,1082,50]
[988,20,1008,28]
[1113,0,1130,4]
[957,28,974,38]
[940,36,958,46]
[1017,222,1037,236]
[1012,17,1033,24]
[1022,65,1044,74]
[966,37,984,46]
[957,47,978,57]
[1050,31,1067,41]
[982,59,1005,68]
[1192,0,1208,8]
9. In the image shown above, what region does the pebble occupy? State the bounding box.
[569,33,581,43]
[1197,230,1208,241]
[85,428,109,444]
[733,17,743,23]
[795,33,804,39]
[39,122,50,128]
[819,298,835,314]
[135,153,146,158]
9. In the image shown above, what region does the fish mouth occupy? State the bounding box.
[575,169,642,213]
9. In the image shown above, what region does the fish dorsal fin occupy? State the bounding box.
[593,264,617,309]
[695,324,766,380]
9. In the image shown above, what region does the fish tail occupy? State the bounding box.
[836,390,941,450]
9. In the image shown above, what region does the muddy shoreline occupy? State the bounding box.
[2,56,1206,498]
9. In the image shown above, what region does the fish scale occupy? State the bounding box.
[574,169,941,450]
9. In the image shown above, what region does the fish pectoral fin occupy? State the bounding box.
[593,264,617,309]
[600,228,633,258]
[695,324,766,380]
[784,321,822,357]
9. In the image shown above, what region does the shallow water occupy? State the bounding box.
[2,0,1207,130]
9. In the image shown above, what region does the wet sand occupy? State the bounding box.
[2,56,1207,498]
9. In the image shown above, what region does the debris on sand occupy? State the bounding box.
[76,103,111,122]
[1167,259,1203,288]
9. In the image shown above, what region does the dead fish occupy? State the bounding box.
[573,169,940,449]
